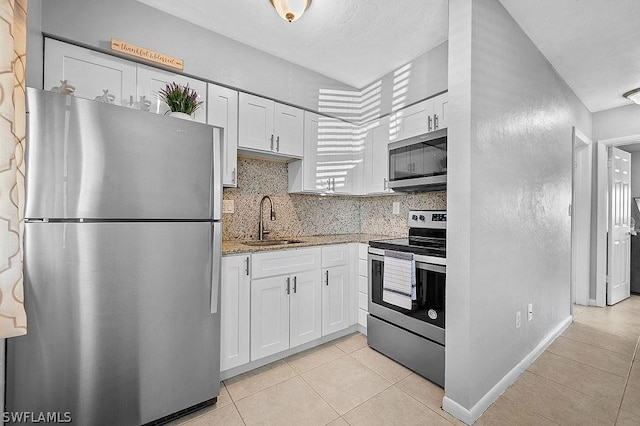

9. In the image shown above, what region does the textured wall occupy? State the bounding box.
[593,104,640,142]
[446,0,592,417]
[222,157,446,240]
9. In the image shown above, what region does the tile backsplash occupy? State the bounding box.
[222,157,446,240]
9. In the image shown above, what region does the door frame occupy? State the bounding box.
[571,127,592,307]
[594,134,640,306]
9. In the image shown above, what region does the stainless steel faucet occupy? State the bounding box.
[258,195,276,240]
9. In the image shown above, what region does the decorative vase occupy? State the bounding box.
[169,111,193,121]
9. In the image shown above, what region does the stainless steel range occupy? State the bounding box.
[367,210,446,387]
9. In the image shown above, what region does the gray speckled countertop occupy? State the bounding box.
[222,233,400,255]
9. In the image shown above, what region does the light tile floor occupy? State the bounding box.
[169,296,640,425]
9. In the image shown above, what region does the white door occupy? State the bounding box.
[607,146,632,305]
[238,93,274,152]
[289,270,322,348]
[322,265,350,335]
[208,84,239,187]
[302,111,321,190]
[274,103,304,157]
[250,275,290,361]
[432,93,448,131]
[136,64,207,123]
[220,255,250,371]
[44,38,137,106]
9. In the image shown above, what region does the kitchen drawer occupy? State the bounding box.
[321,244,349,268]
[358,244,368,261]
[358,275,368,294]
[358,259,368,277]
[358,292,368,310]
[358,309,368,327]
[252,247,321,279]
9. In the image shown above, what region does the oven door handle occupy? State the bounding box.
[369,252,445,273]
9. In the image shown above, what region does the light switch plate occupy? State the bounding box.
[222,199,235,214]
[392,202,400,215]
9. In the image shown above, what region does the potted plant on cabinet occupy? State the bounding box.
[159,82,203,120]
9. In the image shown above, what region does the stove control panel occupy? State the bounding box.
[408,210,447,229]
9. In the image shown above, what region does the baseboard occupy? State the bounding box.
[357,324,368,335]
[442,316,572,425]
[588,298,598,306]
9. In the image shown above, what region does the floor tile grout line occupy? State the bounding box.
[295,363,344,421]
[544,345,633,379]
[613,335,640,425]
[524,368,625,409]
[500,394,562,426]
[561,328,638,357]
[554,334,638,359]
[224,360,298,403]
[392,381,457,425]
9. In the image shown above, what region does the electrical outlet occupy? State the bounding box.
[515,311,521,329]
[393,202,400,215]
[528,303,533,321]
[222,199,235,214]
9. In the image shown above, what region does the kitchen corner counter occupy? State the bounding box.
[222,234,399,255]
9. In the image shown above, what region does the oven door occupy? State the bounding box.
[368,252,445,345]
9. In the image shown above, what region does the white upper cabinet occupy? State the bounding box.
[136,64,207,123]
[208,84,239,187]
[44,38,137,106]
[239,93,303,158]
[289,112,360,194]
[364,116,392,194]
[274,103,304,157]
[392,92,449,142]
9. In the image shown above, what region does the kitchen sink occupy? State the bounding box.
[242,239,303,247]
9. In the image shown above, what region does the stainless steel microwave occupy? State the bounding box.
[388,128,447,192]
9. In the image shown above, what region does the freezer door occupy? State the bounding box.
[7,222,221,425]
[25,88,222,220]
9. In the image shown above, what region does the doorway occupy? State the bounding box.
[571,128,592,307]
[593,134,640,306]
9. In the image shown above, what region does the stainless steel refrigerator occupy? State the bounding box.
[6,88,222,425]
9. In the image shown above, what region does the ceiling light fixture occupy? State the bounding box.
[270,0,312,23]
[623,88,640,105]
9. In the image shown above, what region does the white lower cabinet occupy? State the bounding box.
[321,245,350,336]
[250,247,322,362]
[357,243,369,329]
[250,271,322,361]
[220,255,251,372]
[250,275,291,361]
[322,264,350,336]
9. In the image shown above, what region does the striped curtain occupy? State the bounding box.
[0,0,28,337]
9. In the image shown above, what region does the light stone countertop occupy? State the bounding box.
[222,233,401,255]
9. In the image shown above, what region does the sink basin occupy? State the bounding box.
[242,239,303,247]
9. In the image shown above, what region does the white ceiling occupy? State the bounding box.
[138,0,640,113]
[136,0,449,89]
[499,0,640,113]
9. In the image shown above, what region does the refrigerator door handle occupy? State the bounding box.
[211,222,222,314]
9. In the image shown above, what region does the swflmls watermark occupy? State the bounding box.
[3,412,72,423]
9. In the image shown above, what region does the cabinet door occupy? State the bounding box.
[432,93,448,131]
[239,93,274,152]
[136,64,207,123]
[208,84,239,187]
[250,276,290,361]
[396,99,432,141]
[220,255,250,371]
[289,111,320,193]
[364,116,391,194]
[274,103,304,157]
[44,38,137,106]
[322,265,350,336]
[289,270,322,348]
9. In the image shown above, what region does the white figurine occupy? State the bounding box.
[94,89,115,104]
[50,80,75,95]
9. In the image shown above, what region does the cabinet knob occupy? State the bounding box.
[270,134,274,151]
[434,114,439,130]
[276,136,280,152]
[325,270,329,285]
[286,277,290,295]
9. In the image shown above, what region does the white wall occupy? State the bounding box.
[593,104,640,142]
[445,0,592,421]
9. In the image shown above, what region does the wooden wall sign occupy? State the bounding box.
[111,39,184,71]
